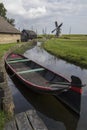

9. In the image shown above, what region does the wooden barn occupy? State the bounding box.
[21,29,37,42]
[0,16,20,44]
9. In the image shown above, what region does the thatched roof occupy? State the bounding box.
[0,16,20,34]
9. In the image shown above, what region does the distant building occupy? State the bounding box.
[0,16,20,43]
[21,29,37,42]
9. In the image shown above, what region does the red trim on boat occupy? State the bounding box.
[5,59,52,91]
[70,86,82,94]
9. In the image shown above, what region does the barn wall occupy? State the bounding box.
[0,34,20,44]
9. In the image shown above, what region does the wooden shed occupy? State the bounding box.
[0,16,20,43]
[21,29,37,42]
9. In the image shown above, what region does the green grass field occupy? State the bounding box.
[0,41,34,59]
[0,43,17,59]
[44,35,87,68]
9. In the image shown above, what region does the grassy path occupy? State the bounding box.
[0,42,18,130]
[0,41,34,130]
[44,35,87,68]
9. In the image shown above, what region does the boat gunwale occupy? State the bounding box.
[5,53,70,92]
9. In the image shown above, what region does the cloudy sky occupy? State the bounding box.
[1,0,87,34]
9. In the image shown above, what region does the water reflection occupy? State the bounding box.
[8,77,34,113]
[9,76,79,130]
[24,42,87,94]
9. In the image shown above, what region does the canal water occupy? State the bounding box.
[8,42,87,130]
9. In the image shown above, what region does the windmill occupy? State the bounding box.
[51,21,63,37]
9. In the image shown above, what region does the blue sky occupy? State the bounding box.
[1,0,87,34]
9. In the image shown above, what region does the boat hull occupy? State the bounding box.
[5,53,70,94]
[4,53,83,115]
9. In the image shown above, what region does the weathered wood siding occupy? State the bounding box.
[0,34,20,44]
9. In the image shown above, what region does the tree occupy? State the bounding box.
[7,18,15,26]
[0,3,7,18]
[0,3,15,26]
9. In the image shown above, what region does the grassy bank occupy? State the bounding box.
[0,42,18,130]
[0,43,17,59]
[0,41,35,130]
[44,35,87,68]
[13,40,36,54]
[0,41,36,59]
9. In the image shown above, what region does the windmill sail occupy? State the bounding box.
[55,21,58,27]
[52,21,63,37]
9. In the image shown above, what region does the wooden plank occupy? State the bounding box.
[17,68,44,74]
[4,120,17,130]
[4,110,48,130]
[7,59,29,63]
[26,110,48,130]
[15,112,33,130]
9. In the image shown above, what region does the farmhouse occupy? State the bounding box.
[21,29,37,42]
[0,16,20,43]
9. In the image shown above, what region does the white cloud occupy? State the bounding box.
[2,0,47,18]
[2,0,87,18]
[26,6,46,19]
[1,0,87,34]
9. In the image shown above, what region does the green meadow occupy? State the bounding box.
[0,43,17,59]
[0,41,34,59]
[44,35,87,68]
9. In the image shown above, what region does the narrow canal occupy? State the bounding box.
[8,42,87,130]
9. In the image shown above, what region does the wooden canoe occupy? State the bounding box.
[5,53,72,94]
[5,53,85,115]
